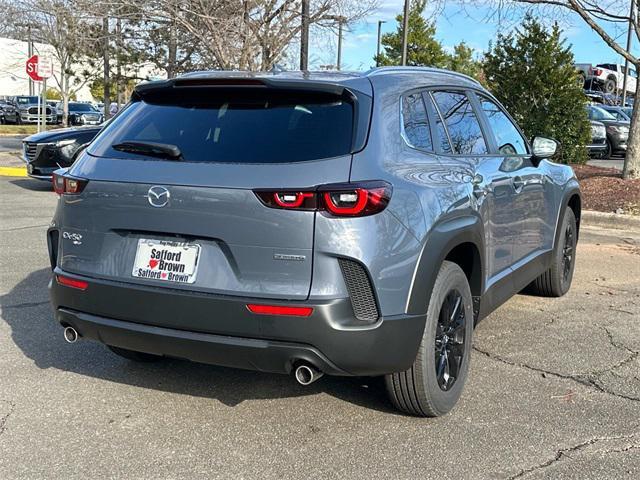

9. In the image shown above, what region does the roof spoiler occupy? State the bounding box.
[134,77,350,99]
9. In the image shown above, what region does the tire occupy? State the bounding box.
[385,261,474,417]
[603,78,616,94]
[604,140,613,159]
[528,208,577,297]
[108,345,162,362]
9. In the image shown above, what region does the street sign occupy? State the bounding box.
[37,57,53,79]
[26,55,42,81]
[25,55,53,81]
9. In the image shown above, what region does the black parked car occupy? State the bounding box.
[58,102,103,126]
[0,101,14,124]
[0,99,20,124]
[586,105,629,158]
[22,125,102,180]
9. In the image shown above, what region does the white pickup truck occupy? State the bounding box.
[577,63,637,96]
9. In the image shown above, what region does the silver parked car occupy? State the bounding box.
[48,68,581,417]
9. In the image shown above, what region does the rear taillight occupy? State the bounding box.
[594,68,602,76]
[254,181,392,217]
[52,171,88,195]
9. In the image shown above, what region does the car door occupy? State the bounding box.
[427,90,515,282]
[474,93,553,268]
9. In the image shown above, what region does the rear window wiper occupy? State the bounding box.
[112,141,183,160]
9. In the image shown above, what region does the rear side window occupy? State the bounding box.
[401,93,433,151]
[89,91,354,163]
[478,97,528,155]
[431,91,488,155]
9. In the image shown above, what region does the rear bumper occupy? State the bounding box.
[49,270,426,376]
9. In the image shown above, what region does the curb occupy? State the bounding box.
[582,210,640,230]
[0,166,27,177]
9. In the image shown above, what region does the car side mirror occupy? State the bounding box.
[531,136,558,161]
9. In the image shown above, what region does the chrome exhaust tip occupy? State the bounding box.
[294,364,324,386]
[63,326,78,344]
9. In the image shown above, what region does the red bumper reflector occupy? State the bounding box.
[56,275,88,291]
[246,304,313,317]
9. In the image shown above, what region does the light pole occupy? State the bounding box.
[27,25,33,96]
[300,0,310,70]
[336,17,345,70]
[376,20,386,67]
[16,22,34,95]
[324,15,347,71]
[401,0,410,66]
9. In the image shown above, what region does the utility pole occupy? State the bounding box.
[622,0,634,106]
[376,20,386,67]
[300,0,310,70]
[401,0,410,66]
[27,25,33,96]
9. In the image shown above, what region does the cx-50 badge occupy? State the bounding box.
[147,186,170,208]
[62,231,83,245]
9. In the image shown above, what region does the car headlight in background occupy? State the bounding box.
[55,139,76,147]
[591,125,606,138]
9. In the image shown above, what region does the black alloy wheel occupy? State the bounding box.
[434,290,466,391]
[561,217,575,284]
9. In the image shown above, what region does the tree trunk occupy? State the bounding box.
[60,68,68,127]
[623,77,640,179]
[167,21,177,78]
[103,17,111,120]
[116,17,123,106]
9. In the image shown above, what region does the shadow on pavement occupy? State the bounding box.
[1,268,396,414]
[9,178,53,192]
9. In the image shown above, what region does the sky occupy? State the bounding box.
[311,1,640,71]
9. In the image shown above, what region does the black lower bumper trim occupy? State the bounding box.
[59,308,348,376]
[50,270,427,376]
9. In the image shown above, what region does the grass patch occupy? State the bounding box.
[0,124,61,135]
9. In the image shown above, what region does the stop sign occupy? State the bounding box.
[26,55,46,81]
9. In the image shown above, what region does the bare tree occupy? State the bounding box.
[486,1,640,179]
[0,0,100,126]
[157,0,377,71]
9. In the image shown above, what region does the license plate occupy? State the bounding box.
[132,239,200,284]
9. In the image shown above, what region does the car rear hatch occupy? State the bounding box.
[57,75,372,307]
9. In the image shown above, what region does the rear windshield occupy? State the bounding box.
[587,106,616,121]
[69,103,97,112]
[17,96,39,105]
[88,91,354,163]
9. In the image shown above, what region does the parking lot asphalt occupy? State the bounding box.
[587,158,624,171]
[0,135,23,153]
[1,176,639,479]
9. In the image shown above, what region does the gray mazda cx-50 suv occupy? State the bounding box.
[48,67,580,417]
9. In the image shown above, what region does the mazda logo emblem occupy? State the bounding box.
[147,186,170,208]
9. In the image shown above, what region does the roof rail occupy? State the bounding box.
[365,66,481,86]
